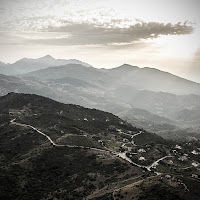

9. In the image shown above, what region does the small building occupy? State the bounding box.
[139,156,145,161]
[175,145,182,150]
[138,148,146,153]
[191,174,198,178]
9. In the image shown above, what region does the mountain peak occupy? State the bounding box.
[121,63,138,68]
[39,55,55,60]
[112,63,139,71]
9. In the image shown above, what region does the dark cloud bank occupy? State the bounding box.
[31,21,193,46]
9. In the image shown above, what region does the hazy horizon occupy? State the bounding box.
[1,54,200,84]
[0,0,200,82]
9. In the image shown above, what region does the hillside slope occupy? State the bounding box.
[2,70,200,130]
[0,93,199,199]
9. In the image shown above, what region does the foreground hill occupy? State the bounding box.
[0,93,158,199]
[0,93,199,199]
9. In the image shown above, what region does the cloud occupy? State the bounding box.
[0,32,27,45]
[0,1,194,47]
[27,20,193,46]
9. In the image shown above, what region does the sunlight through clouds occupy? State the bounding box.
[0,0,199,81]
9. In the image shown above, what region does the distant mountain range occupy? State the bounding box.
[1,55,200,137]
[0,55,92,75]
[20,61,200,95]
[107,64,200,95]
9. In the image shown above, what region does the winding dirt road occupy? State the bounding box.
[10,119,173,172]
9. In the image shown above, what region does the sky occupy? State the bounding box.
[0,0,200,82]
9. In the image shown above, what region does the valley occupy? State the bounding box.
[1,57,200,138]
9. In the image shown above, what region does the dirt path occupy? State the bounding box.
[10,119,173,173]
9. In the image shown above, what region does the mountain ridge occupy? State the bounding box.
[19,62,200,95]
[0,55,92,75]
[1,73,200,130]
